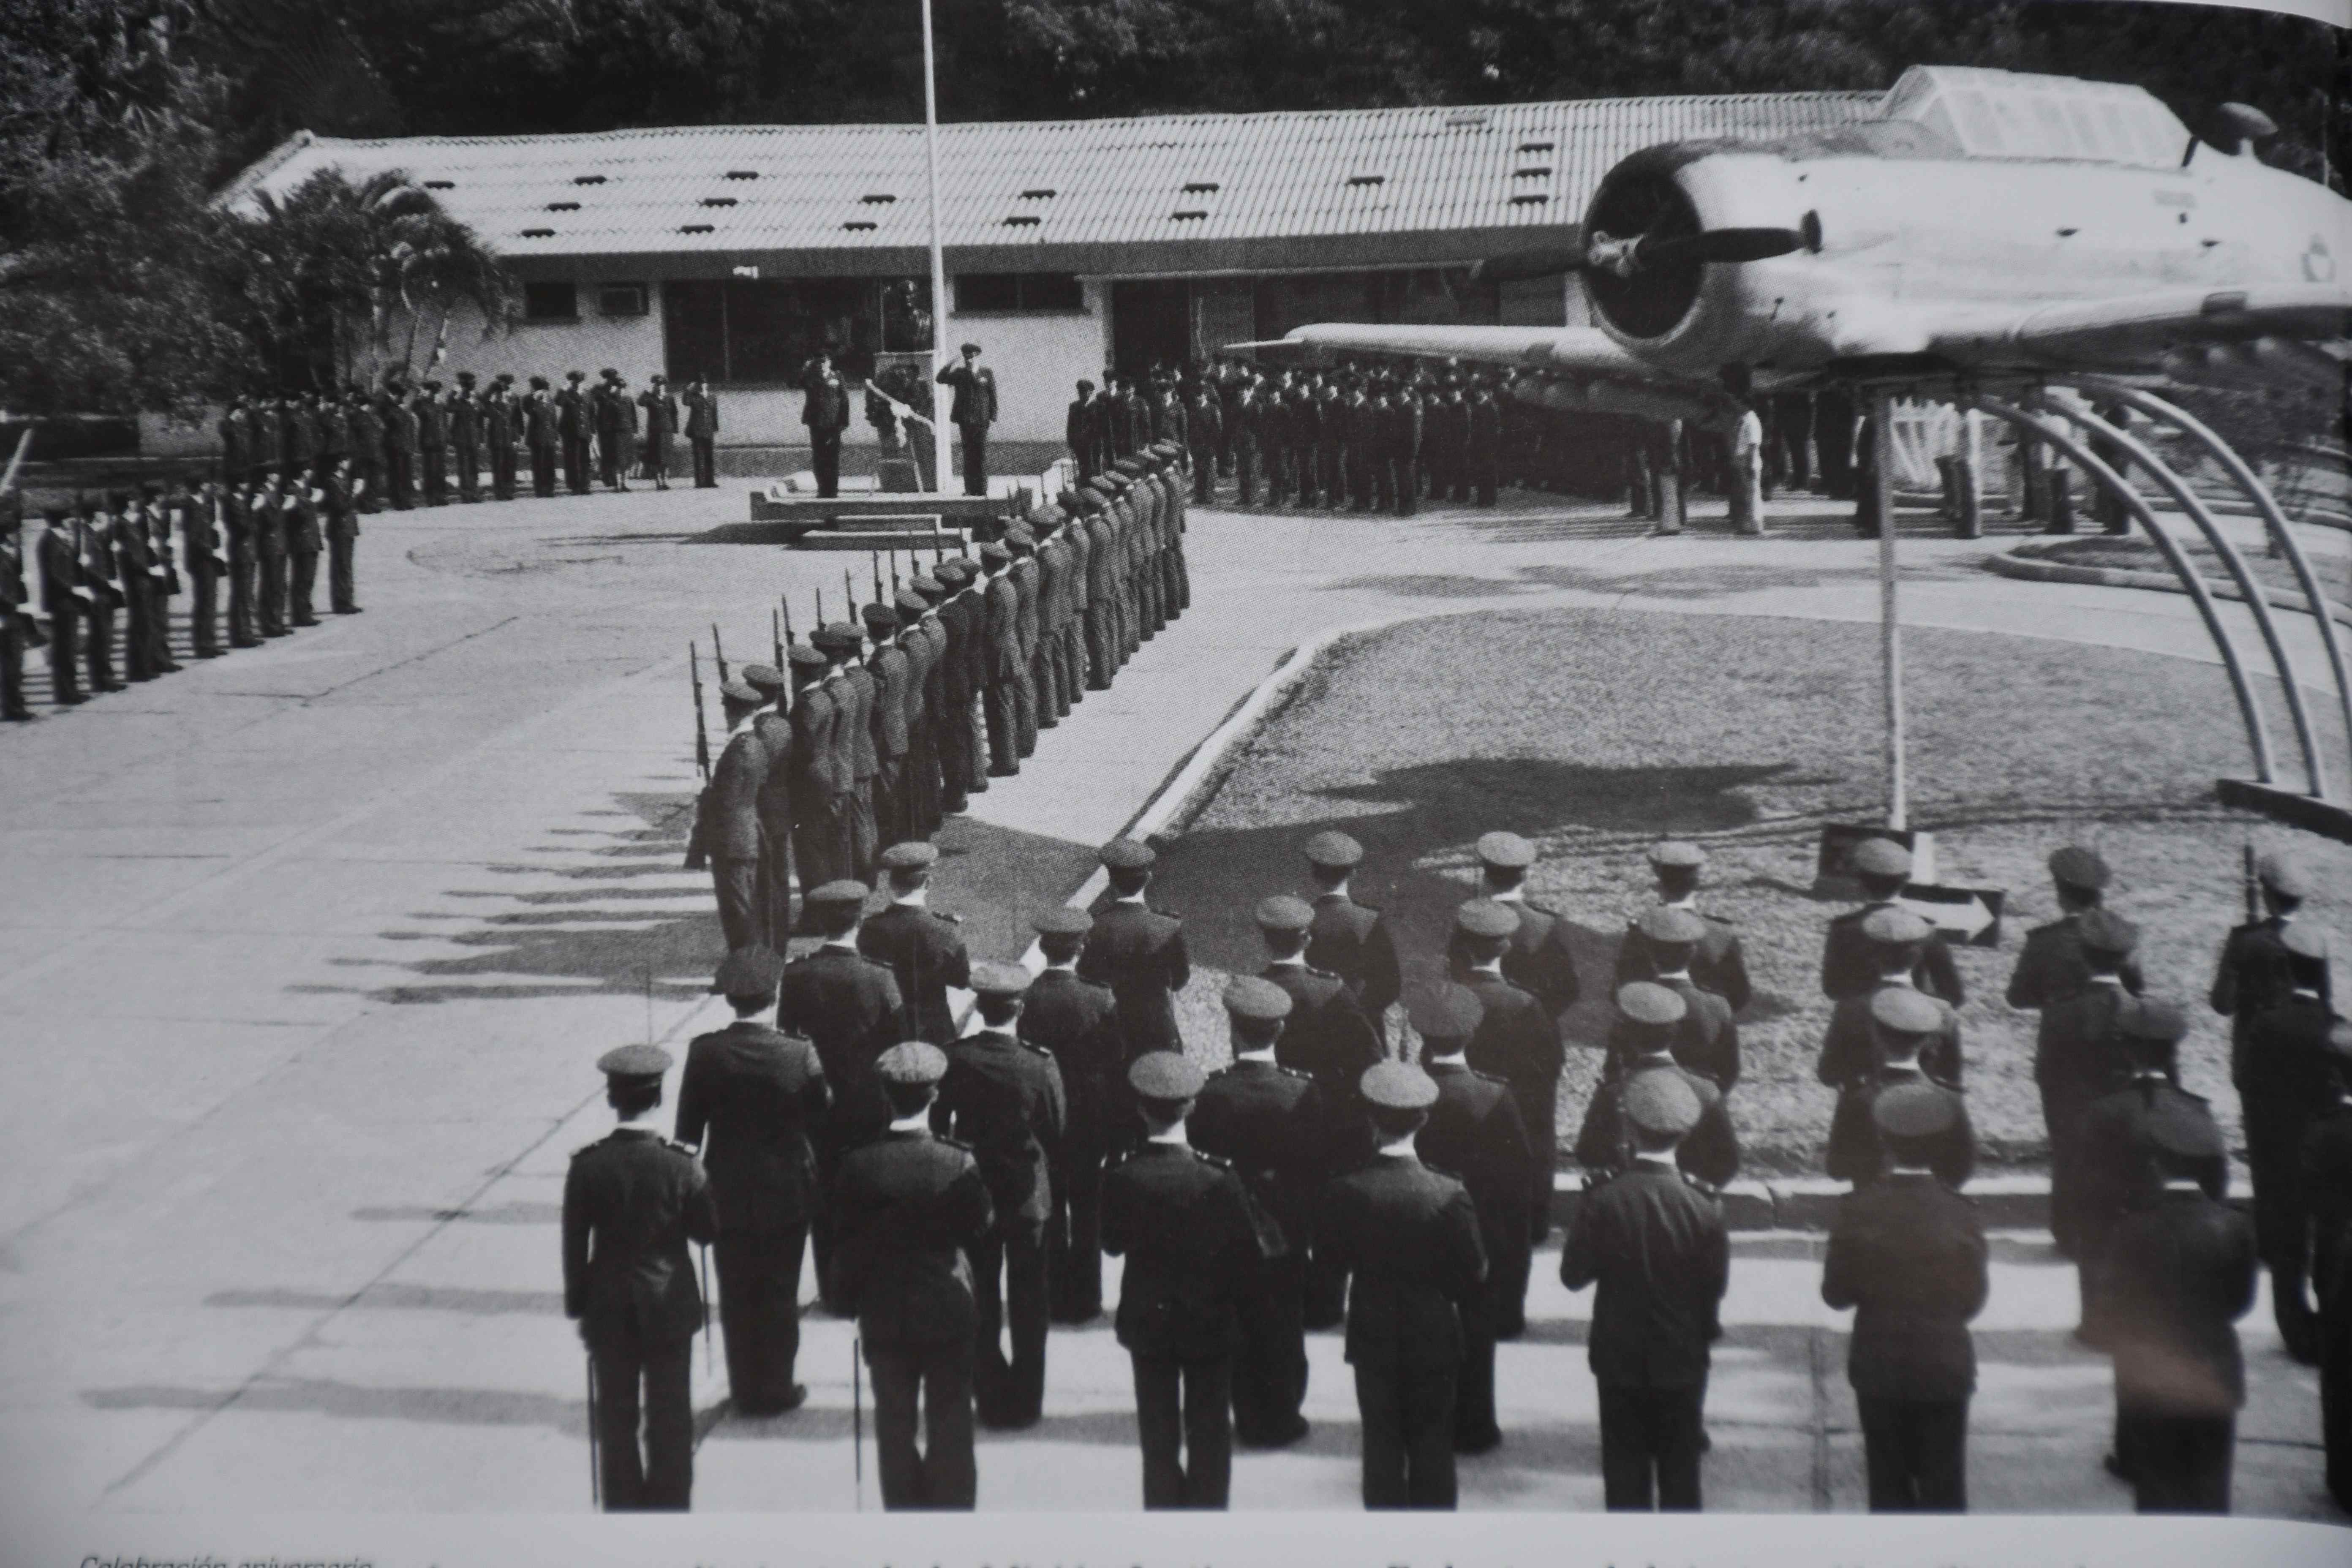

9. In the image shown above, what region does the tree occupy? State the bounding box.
[0,0,255,417]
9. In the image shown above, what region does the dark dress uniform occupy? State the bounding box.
[1102,1130,1260,1508]
[786,677,844,895]
[1261,959,1383,1106]
[114,506,156,682]
[1822,1169,1989,1510]
[1320,1147,1487,1508]
[35,519,83,703]
[485,391,518,500]
[1309,891,1403,1024]
[1080,896,1191,1060]
[562,1122,717,1510]
[223,487,258,647]
[1067,392,1103,485]
[82,515,127,687]
[1817,981,1965,1092]
[0,527,30,719]
[449,388,482,502]
[2210,914,2330,1059]
[936,359,998,496]
[686,721,766,953]
[2106,1184,2258,1512]
[527,389,561,496]
[831,1118,995,1510]
[181,491,224,657]
[835,660,882,878]
[1561,1158,1729,1511]
[1480,891,1582,1019]
[684,385,719,488]
[252,486,289,637]
[750,702,795,947]
[1467,392,1502,505]
[858,901,970,1045]
[558,379,592,494]
[2035,977,2133,1255]
[1615,904,1753,1015]
[675,1017,830,1411]
[777,941,905,1299]
[980,564,1028,776]
[1822,901,1965,1005]
[935,1025,1066,1426]
[1578,1054,1743,1190]
[1824,1062,1974,1190]
[1462,968,1565,1236]
[2076,1072,2229,1344]
[325,472,361,613]
[414,390,448,506]
[1417,1058,1532,1450]
[2235,984,2339,1353]
[1191,1056,1325,1447]
[1023,963,1124,1319]
[286,479,324,625]
[595,384,634,490]
[2007,912,2145,1010]
[2300,1089,2352,1510]
[637,384,678,482]
[1230,394,1264,506]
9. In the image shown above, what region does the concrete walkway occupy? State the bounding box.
[0,482,2339,1519]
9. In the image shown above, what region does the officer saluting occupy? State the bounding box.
[1409,983,1532,1456]
[563,1043,717,1511]
[1319,1061,1487,1510]
[1190,977,1321,1451]
[1081,838,1190,1060]
[1561,1072,1729,1512]
[1821,1083,1990,1511]
[830,1041,995,1511]
[1102,1051,1262,1509]
[674,947,829,1416]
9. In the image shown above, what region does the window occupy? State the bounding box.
[952,273,1084,314]
[599,283,649,318]
[523,280,577,320]
[664,276,918,384]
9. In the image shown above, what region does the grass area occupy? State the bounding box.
[2023,534,2352,610]
[1148,606,2352,1176]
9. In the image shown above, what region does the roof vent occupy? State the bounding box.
[1183,180,1220,193]
[1446,111,1490,128]
[1020,188,1057,199]
[423,180,454,191]
[1508,192,1548,206]
[546,201,580,211]
[679,223,716,234]
[520,227,555,237]
[1172,209,1208,220]
[700,196,738,207]
[1516,140,1554,154]
[1346,174,1386,187]
[1003,214,1041,226]
[843,220,878,231]
[860,193,897,204]
[572,174,607,185]
[1513,166,1551,179]
[724,169,759,180]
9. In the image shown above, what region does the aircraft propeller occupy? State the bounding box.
[1474,212,1820,283]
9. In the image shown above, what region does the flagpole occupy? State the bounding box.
[919,0,950,498]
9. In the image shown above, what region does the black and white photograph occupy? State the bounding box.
[3,0,2349,1559]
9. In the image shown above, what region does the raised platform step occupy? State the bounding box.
[790,529,970,552]
[749,491,1014,525]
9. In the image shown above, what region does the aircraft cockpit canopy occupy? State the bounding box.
[1876,66,2194,168]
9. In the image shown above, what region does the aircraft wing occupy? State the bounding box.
[1225,323,1651,373]
[1927,282,2352,376]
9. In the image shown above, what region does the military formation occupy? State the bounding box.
[684,441,1194,948]
[1067,357,1859,522]
[566,806,2350,1518]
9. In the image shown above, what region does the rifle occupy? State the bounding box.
[2244,841,2261,924]
[844,566,856,618]
[690,642,711,781]
[815,587,825,628]
[871,553,884,609]
[586,1355,601,1508]
[889,551,901,594]
[781,595,794,648]
[852,1334,865,1511]
[771,607,783,670]
[0,427,30,496]
[700,1243,713,1376]
[710,621,729,686]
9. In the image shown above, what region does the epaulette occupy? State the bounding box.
[1680,1173,1720,1199]
[1472,1067,1510,1087]
[1305,964,1341,982]
[931,909,963,924]
[1423,1159,1464,1182]
[570,1141,598,1160]
[1153,905,1181,921]
[936,1134,976,1155]
[665,1138,698,1157]
[1103,1144,1139,1168]
[1193,1148,1235,1169]
[1021,1040,1056,1059]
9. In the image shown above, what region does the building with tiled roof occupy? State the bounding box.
[221,92,1877,447]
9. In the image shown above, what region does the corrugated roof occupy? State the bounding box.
[220,93,1880,271]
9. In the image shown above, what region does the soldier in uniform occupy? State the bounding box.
[2035,910,2140,1259]
[34,509,84,704]
[685,677,767,951]
[1615,906,1740,1091]
[76,498,126,689]
[1466,831,1582,1019]
[249,472,288,639]
[1004,526,1043,754]
[416,381,450,506]
[1616,840,1752,1013]
[2300,1022,2352,1510]
[779,880,907,1306]
[937,342,998,497]
[1104,1051,1261,1508]
[683,375,720,489]
[831,1041,995,1509]
[639,374,679,490]
[977,541,1026,777]
[862,602,913,844]
[449,373,483,503]
[675,947,830,1415]
[1467,383,1502,506]
[2104,1105,2258,1513]
[286,465,324,627]
[1255,894,1382,1124]
[1080,838,1190,1060]
[1410,983,1532,1454]
[1455,899,1565,1276]
[928,560,979,811]
[1320,1061,1488,1510]
[786,639,843,898]
[562,1044,716,1511]
[1577,983,1741,1191]
[1301,830,1402,1036]
[1078,493,1119,690]
[1823,837,1964,1004]
[1816,907,1965,1093]
[222,477,259,648]
[2007,846,2145,1011]
[217,396,250,483]
[558,370,593,495]
[858,841,969,1045]
[814,621,877,881]
[1228,381,1263,507]
[177,481,219,662]
[112,491,157,683]
[325,455,362,615]
[1190,978,1321,1450]
[2235,922,2339,1362]
[2211,849,2330,1092]
[1561,1072,1729,1512]
[0,514,32,720]
[596,371,635,491]
[1385,383,1422,517]
[1186,382,1221,504]
[1067,379,1102,485]
[897,583,945,837]
[736,660,794,947]
[1022,909,1122,1321]
[936,962,1066,1429]
[1825,988,1975,1190]
[1030,511,1072,727]
[1821,1082,1989,1511]
[525,375,560,497]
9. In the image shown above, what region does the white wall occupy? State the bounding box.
[935,280,1112,444]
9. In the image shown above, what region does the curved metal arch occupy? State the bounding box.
[1975,395,2277,785]
[2039,393,2330,799]
[2064,376,2352,784]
